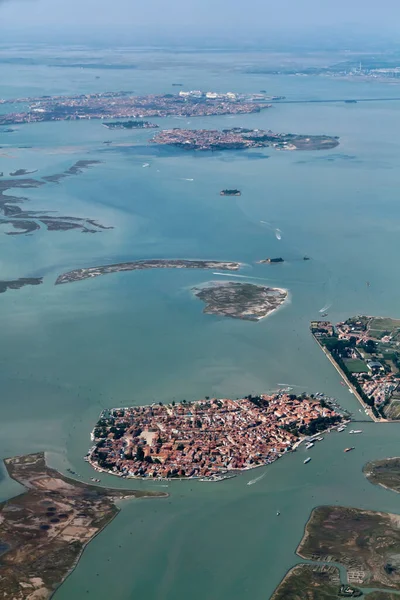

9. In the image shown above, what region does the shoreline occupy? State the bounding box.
[312,334,380,422]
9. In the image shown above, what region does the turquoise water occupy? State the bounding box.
[1,46,400,598]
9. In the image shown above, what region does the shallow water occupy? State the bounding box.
[1,45,400,599]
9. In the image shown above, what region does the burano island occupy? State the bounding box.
[88,393,344,481]
[311,316,400,421]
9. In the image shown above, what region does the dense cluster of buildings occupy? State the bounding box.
[89,394,341,480]
[151,127,284,151]
[0,91,270,126]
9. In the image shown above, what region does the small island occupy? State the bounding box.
[55,259,240,285]
[258,257,284,264]
[102,120,158,129]
[0,277,43,294]
[0,453,166,600]
[151,127,339,151]
[220,189,241,196]
[88,393,342,481]
[311,316,400,420]
[193,281,287,321]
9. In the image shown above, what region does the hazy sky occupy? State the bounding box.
[1,0,399,37]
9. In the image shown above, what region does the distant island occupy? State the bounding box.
[258,257,284,264]
[220,189,241,196]
[0,453,166,600]
[55,259,240,285]
[88,393,342,481]
[192,281,287,321]
[151,127,339,151]
[0,91,272,126]
[311,316,400,420]
[0,277,43,294]
[9,169,37,177]
[102,120,158,129]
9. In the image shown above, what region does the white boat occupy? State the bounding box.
[304,457,311,464]
[316,437,324,442]
[337,426,345,432]
[349,430,363,434]
[305,442,314,450]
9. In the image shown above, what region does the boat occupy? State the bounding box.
[305,442,314,450]
[344,447,355,453]
[316,437,324,442]
[349,430,363,434]
[276,511,280,516]
[337,426,346,432]
[304,457,311,464]
[321,312,329,317]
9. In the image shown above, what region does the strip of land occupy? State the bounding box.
[88,393,342,481]
[311,317,400,420]
[151,127,339,151]
[0,452,166,600]
[103,120,158,129]
[55,259,240,285]
[192,281,287,321]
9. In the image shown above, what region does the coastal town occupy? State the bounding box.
[311,316,400,420]
[0,90,274,126]
[151,127,340,151]
[88,393,343,481]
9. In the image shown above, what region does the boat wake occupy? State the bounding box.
[319,303,332,313]
[275,228,282,240]
[247,470,268,486]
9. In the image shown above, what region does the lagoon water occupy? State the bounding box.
[2,45,400,599]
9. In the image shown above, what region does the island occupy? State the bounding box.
[102,120,158,129]
[297,505,400,590]
[0,91,272,126]
[192,281,287,321]
[258,257,284,264]
[0,452,166,600]
[311,316,400,420]
[151,127,339,151]
[220,189,241,196]
[55,259,240,285]
[88,393,342,481]
[0,277,43,294]
[9,169,38,177]
[364,457,400,493]
[0,161,112,236]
